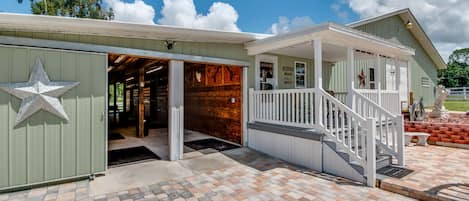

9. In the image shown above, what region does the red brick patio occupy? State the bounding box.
[378,145,469,201]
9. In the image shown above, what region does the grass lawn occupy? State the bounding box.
[444,100,469,112]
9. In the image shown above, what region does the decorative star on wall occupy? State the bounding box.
[358,69,366,87]
[0,58,80,126]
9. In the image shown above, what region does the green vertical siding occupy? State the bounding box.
[0,45,107,190]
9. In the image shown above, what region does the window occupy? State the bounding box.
[421,77,431,87]
[295,62,306,88]
[369,68,375,89]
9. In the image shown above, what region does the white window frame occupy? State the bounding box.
[255,54,278,90]
[294,61,307,88]
[368,67,375,89]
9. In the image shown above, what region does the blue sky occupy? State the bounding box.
[1,0,360,33]
[1,0,468,59]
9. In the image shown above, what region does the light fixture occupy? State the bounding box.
[405,20,413,29]
[146,66,164,74]
[125,77,134,81]
[164,40,176,50]
[114,55,127,64]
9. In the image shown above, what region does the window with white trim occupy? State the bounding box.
[295,61,306,88]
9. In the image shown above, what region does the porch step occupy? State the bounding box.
[324,139,394,177]
[324,140,364,175]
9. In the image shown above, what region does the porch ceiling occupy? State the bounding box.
[245,23,415,60]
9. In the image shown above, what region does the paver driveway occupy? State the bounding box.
[379,145,469,201]
[0,148,414,201]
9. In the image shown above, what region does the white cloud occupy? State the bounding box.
[158,0,240,32]
[105,0,156,25]
[347,0,469,61]
[331,1,349,21]
[269,16,314,35]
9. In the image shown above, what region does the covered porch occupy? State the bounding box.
[246,23,413,115]
[245,23,415,186]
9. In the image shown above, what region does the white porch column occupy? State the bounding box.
[314,40,323,89]
[168,60,184,161]
[376,54,382,106]
[313,39,323,125]
[395,58,401,91]
[346,47,355,108]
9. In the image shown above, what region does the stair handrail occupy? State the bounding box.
[317,88,376,186]
[350,89,405,166]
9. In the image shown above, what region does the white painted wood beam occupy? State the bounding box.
[376,54,382,106]
[168,60,184,161]
[346,47,355,108]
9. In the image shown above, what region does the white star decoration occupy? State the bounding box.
[0,58,79,126]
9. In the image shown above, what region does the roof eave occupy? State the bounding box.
[0,12,271,44]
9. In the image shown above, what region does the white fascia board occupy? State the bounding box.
[0,36,251,67]
[328,24,415,56]
[0,13,270,44]
[245,23,415,57]
[245,24,330,55]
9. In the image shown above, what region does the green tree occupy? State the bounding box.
[18,0,114,20]
[438,48,469,87]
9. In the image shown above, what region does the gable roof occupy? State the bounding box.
[347,8,446,69]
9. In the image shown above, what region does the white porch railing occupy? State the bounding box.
[249,88,316,128]
[249,88,376,186]
[355,89,400,115]
[350,90,405,166]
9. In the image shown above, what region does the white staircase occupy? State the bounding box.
[249,88,405,187]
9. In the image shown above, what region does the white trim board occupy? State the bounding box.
[294,61,307,88]
[0,36,251,67]
[255,54,278,90]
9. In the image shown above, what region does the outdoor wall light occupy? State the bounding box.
[406,20,413,29]
[165,40,176,50]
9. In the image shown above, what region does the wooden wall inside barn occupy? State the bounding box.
[184,63,242,144]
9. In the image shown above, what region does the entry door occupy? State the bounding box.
[399,64,409,108]
[255,55,278,90]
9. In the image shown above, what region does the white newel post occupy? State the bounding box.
[395,58,401,113]
[396,115,406,166]
[366,117,377,187]
[346,47,355,109]
[376,54,382,106]
[313,39,323,125]
[249,88,255,123]
[168,60,184,161]
[395,58,401,91]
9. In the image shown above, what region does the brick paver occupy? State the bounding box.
[380,145,469,201]
[1,148,414,201]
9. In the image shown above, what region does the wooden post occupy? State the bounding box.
[366,117,376,187]
[123,82,127,125]
[168,60,184,161]
[138,67,145,138]
[113,82,117,123]
[395,58,401,91]
[313,39,323,126]
[396,115,405,166]
[346,47,355,109]
[463,87,467,101]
